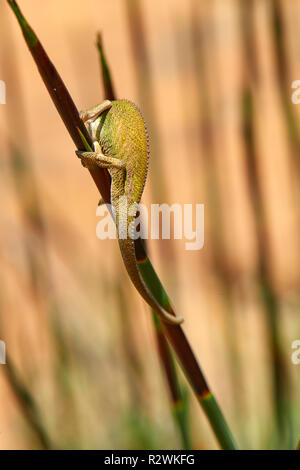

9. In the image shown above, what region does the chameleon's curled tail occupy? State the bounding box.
[118,237,184,325]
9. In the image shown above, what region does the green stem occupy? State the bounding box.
[140,256,237,450]
[152,312,192,449]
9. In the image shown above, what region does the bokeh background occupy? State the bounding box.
[0,0,300,450]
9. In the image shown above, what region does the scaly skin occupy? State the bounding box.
[76,99,183,325]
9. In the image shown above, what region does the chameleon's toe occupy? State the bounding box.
[75,150,90,168]
[75,150,83,160]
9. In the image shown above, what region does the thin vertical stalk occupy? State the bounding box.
[4,356,52,449]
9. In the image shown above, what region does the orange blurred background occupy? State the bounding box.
[0,0,300,449]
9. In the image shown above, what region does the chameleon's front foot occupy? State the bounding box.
[76,150,93,169]
[76,150,125,170]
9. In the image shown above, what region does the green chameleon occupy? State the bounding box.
[76,99,183,325]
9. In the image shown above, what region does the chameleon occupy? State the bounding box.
[76,99,183,325]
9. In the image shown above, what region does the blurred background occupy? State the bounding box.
[0,0,300,450]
